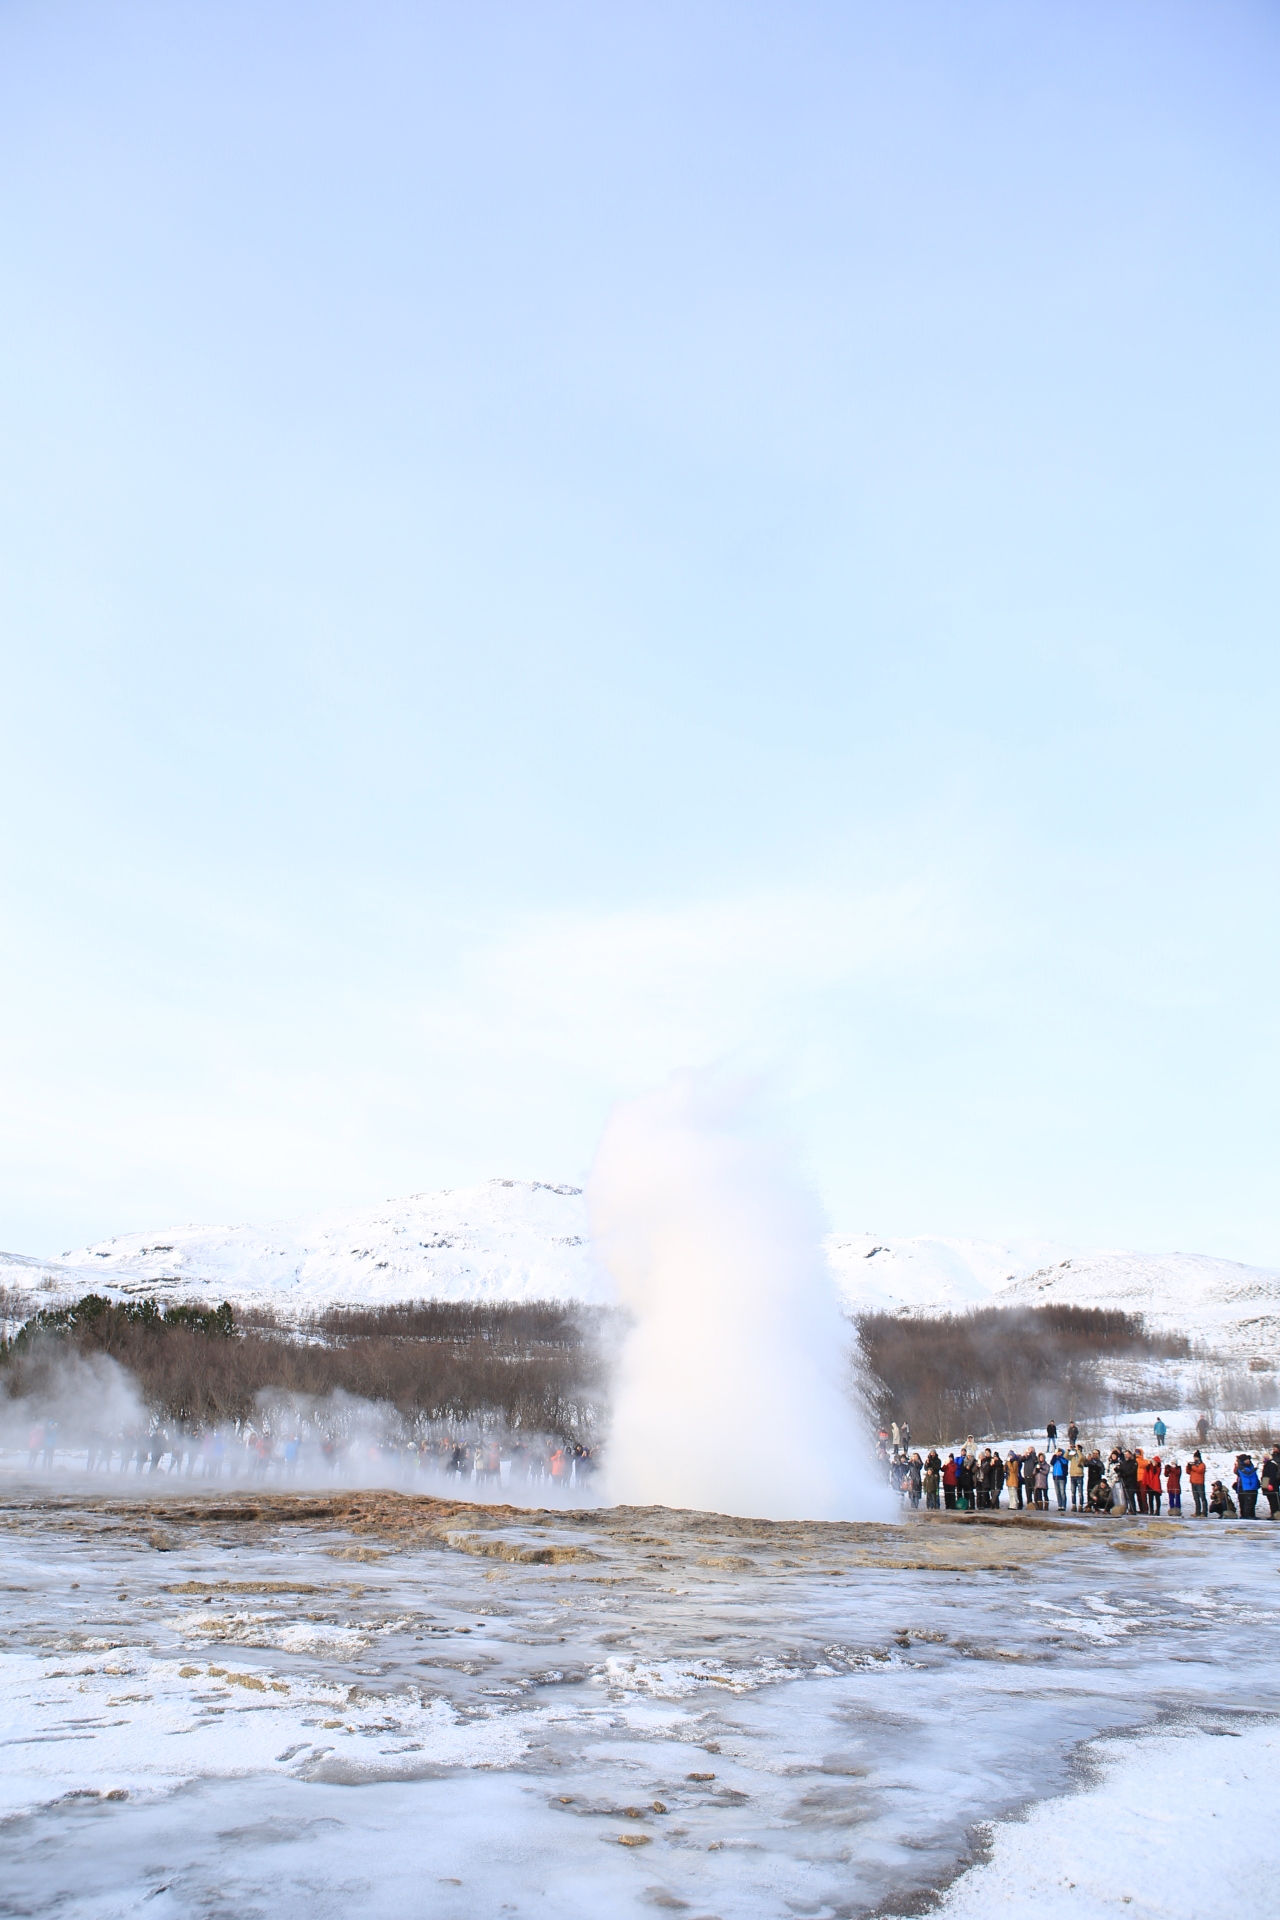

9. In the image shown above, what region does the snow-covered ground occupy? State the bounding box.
[928,1718,1280,1920]
[1,1477,1276,1918]
[3,1181,1278,1361]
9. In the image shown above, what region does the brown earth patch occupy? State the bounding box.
[0,1487,1198,1582]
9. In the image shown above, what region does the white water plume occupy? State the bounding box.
[588,1070,888,1521]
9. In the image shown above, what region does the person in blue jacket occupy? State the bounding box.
[1049,1448,1069,1510]
[1234,1454,1260,1519]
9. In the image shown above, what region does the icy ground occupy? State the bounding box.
[2,1481,1277,1918]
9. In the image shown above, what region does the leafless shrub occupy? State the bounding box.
[1,1295,612,1440]
[1194,1367,1279,1418]
[855,1304,1191,1440]
[0,1285,39,1339]
[1201,1416,1278,1452]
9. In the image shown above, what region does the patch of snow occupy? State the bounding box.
[920,1718,1280,1920]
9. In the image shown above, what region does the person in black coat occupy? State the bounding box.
[1020,1450,1038,1507]
[1115,1452,1140,1514]
[1260,1447,1280,1519]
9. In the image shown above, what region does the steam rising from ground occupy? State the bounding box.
[0,1352,593,1502]
[0,1347,148,1455]
[588,1071,886,1521]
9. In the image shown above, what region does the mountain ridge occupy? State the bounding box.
[2,1179,1276,1357]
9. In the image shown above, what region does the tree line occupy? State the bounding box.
[2,1289,1199,1450]
[1,1293,607,1439]
[854,1302,1191,1440]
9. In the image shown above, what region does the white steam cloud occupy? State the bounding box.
[1,1347,149,1458]
[588,1070,888,1521]
[1,1358,594,1502]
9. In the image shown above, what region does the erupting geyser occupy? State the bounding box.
[588,1070,888,1521]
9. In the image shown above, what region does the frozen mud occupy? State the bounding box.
[1,1480,1277,1918]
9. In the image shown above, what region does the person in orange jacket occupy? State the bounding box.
[1164,1458,1183,1514]
[1187,1450,1208,1516]
[1134,1451,1150,1514]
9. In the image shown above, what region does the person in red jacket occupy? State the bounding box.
[1187,1450,1208,1516]
[1164,1458,1182,1514]
[1147,1454,1163,1515]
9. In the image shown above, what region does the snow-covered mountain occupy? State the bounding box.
[826,1235,1280,1360]
[0,1181,608,1314]
[824,1233,1071,1313]
[998,1248,1280,1357]
[2,1181,1277,1358]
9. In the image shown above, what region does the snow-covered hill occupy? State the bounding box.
[998,1248,1280,1357]
[2,1181,1277,1359]
[0,1181,608,1315]
[824,1232,1071,1312]
[826,1234,1280,1358]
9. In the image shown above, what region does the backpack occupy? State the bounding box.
[1238,1467,1259,1493]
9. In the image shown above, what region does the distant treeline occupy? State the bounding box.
[1,1294,610,1438]
[856,1303,1191,1440]
[274,1299,606,1350]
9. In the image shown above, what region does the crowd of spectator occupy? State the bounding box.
[876,1418,1280,1520]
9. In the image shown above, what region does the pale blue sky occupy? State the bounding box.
[1,2,1277,1261]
